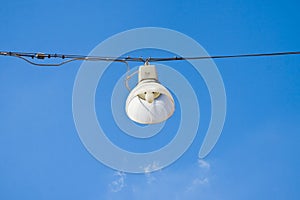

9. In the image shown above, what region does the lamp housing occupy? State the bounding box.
[125,64,175,124]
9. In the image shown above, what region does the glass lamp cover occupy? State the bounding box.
[126,81,175,124]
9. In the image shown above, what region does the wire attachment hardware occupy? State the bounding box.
[35,53,47,59]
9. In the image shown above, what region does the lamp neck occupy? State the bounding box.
[138,64,158,83]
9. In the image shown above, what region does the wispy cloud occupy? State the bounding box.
[185,177,209,192]
[198,159,210,170]
[184,160,211,193]
[109,171,126,192]
[107,160,214,199]
[143,161,160,184]
[145,172,156,184]
[143,161,160,173]
[193,177,209,185]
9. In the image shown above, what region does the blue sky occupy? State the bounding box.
[0,0,300,199]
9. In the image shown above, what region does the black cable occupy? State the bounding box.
[1,50,300,66]
[150,51,300,61]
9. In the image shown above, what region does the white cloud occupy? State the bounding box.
[143,161,161,184]
[107,160,214,198]
[109,171,126,192]
[145,172,156,184]
[193,177,209,185]
[184,160,211,193]
[198,159,210,170]
[143,161,160,173]
[186,177,209,192]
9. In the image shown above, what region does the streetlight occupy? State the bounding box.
[125,64,175,124]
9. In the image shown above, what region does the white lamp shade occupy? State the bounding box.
[126,81,175,124]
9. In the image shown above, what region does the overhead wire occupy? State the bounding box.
[1,50,300,91]
[1,51,300,67]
